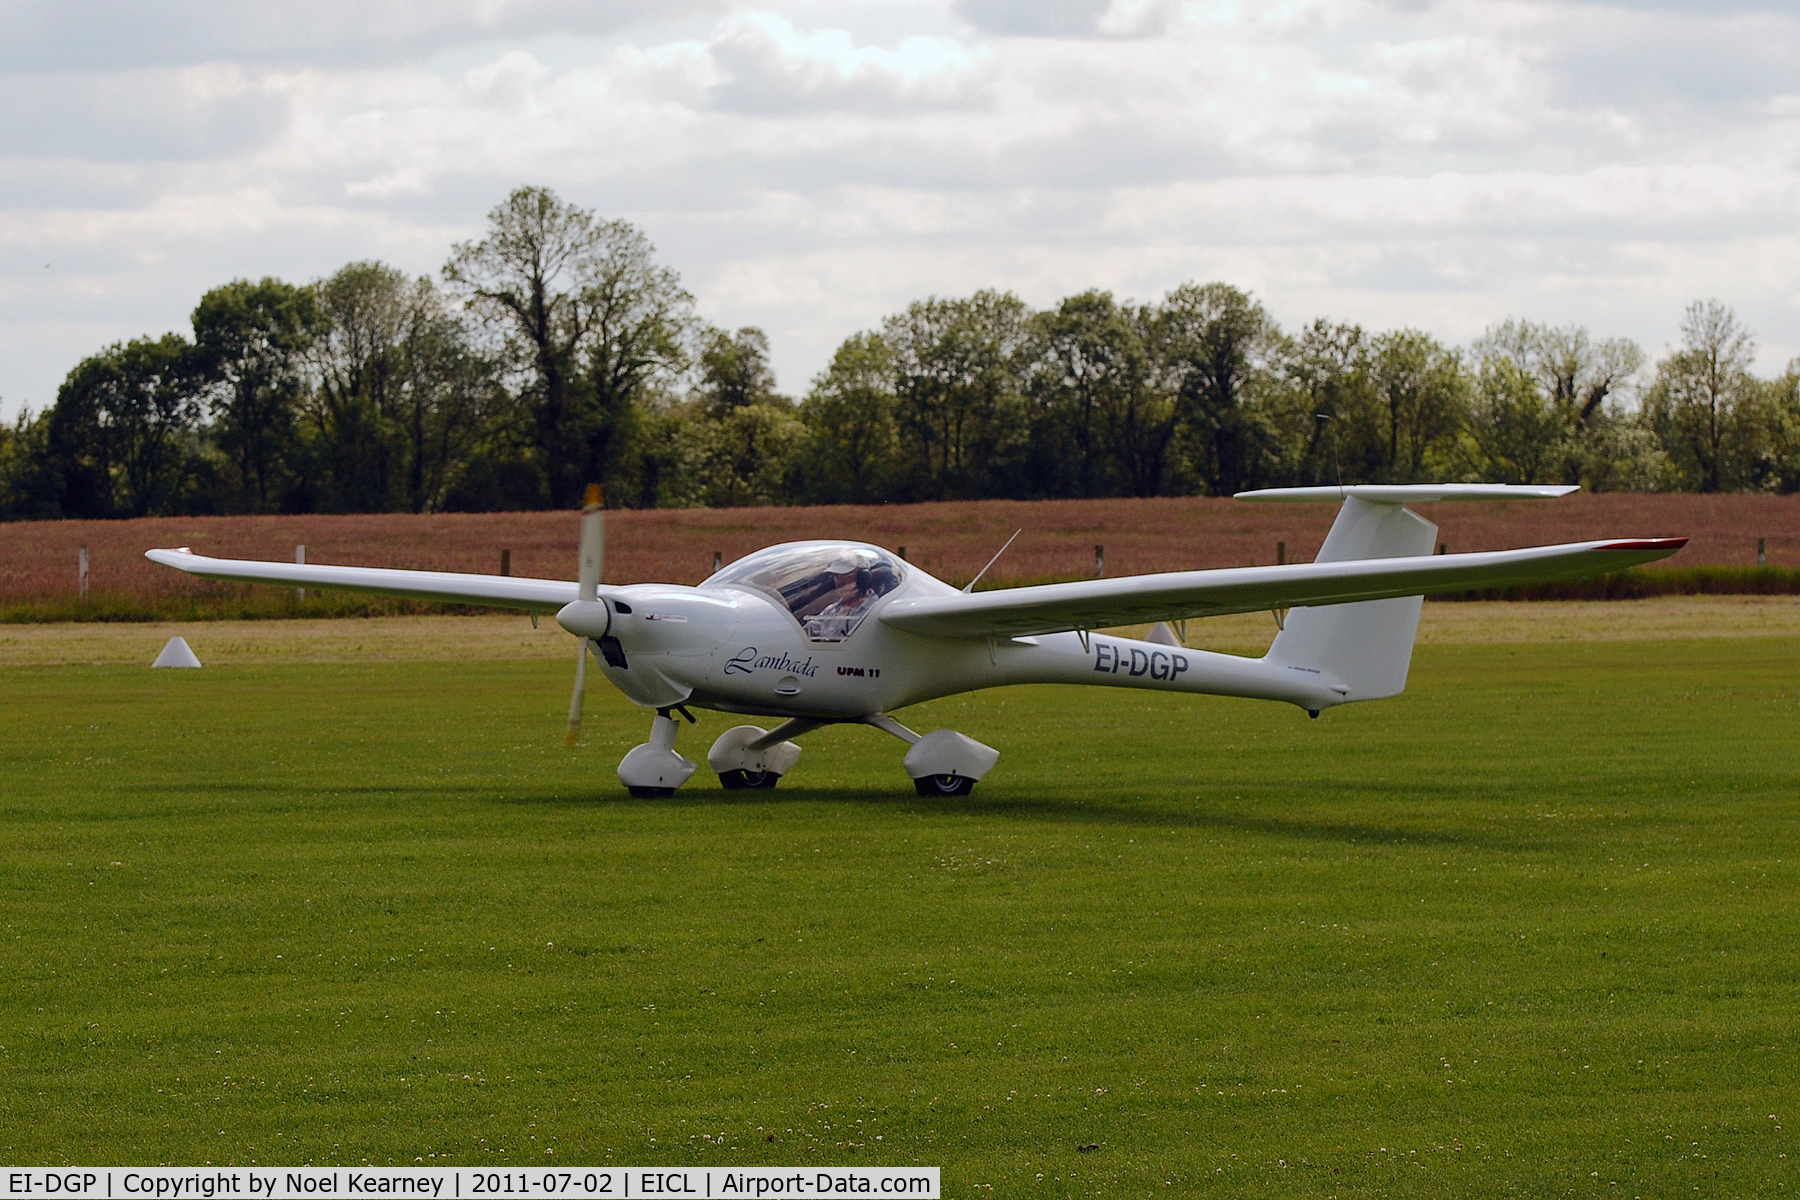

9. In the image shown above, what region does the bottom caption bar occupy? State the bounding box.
[5,1171,939,1200]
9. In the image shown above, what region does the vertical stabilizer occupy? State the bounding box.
[1264,497,1437,702]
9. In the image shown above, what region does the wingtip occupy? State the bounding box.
[1600,537,1688,552]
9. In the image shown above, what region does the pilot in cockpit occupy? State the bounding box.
[801,561,900,639]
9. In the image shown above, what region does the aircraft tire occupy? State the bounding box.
[914,774,974,797]
[717,769,780,790]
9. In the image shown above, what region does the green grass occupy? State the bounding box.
[1,639,1796,1196]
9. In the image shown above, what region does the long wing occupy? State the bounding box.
[145,548,576,612]
[878,538,1686,639]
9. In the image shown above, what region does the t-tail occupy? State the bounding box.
[1251,485,1571,704]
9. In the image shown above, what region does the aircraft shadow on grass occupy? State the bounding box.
[128,780,1521,850]
[611,786,1520,850]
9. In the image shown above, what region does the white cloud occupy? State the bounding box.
[4,0,1800,417]
[707,15,993,113]
[0,0,712,70]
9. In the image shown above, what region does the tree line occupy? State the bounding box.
[4,185,1797,521]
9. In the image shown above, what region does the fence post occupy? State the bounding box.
[1277,540,1286,566]
[897,546,907,562]
[1438,542,1448,555]
[713,550,722,573]
[1759,537,1767,566]
[295,545,306,603]
[78,544,88,601]
[1095,544,1105,578]
[500,548,511,577]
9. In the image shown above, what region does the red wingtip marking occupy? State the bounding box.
[1600,537,1687,551]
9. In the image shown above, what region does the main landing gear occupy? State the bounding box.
[706,722,809,790]
[618,712,811,796]
[865,714,1000,798]
[615,710,999,798]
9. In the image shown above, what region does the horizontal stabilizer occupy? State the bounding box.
[1237,484,1579,503]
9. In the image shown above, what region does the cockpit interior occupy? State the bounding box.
[707,542,904,641]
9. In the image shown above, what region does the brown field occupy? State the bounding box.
[0,493,1791,606]
[0,492,1792,611]
[4,594,1796,668]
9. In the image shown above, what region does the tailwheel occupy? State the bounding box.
[914,773,974,797]
[717,769,781,790]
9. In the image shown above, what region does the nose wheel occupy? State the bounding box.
[617,710,699,797]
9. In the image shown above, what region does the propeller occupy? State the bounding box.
[565,483,604,748]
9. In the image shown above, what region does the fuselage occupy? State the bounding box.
[555,540,1347,720]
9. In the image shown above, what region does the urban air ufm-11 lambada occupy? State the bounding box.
[149,484,1683,797]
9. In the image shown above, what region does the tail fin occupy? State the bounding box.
[1261,495,1439,703]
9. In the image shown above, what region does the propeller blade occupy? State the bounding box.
[564,638,588,749]
[578,483,604,603]
[567,484,603,748]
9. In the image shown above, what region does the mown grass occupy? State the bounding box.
[1,639,1796,1195]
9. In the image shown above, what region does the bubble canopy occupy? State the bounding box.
[706,542,905,641]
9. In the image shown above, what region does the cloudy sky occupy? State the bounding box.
[3,0,1797,418]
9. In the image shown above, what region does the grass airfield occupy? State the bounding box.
[1,600,1796,1195]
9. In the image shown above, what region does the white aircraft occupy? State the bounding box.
[147,484,1683,798]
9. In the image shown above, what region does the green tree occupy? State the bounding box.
[1362,329,1469,483]
[445,186,692,508]
[694,326,778,416]
[309,262,498,513]
[1577,404,1673,493]
[578,223,692,507]
[1026,291,1171,498]
[686,401,808,508]
[795,333,902,505]
[0,408,60,520]
[445,187,598,507]
[307,261,410,511]
[1463,356,1563,485]
[679,324,805,507]
[882,291,1033,500]
[394,293,504,514]
[1470,319,1643,485]
[193,277,323,512]
[1640,300,1761,492]
[1155,283,1283,496]
[46,334,207,517]
[1755,362,1800,493]
[1261,320,1373,487]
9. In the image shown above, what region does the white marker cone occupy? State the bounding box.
[151,636,202,668]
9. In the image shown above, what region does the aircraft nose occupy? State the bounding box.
[556,599,611,639]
